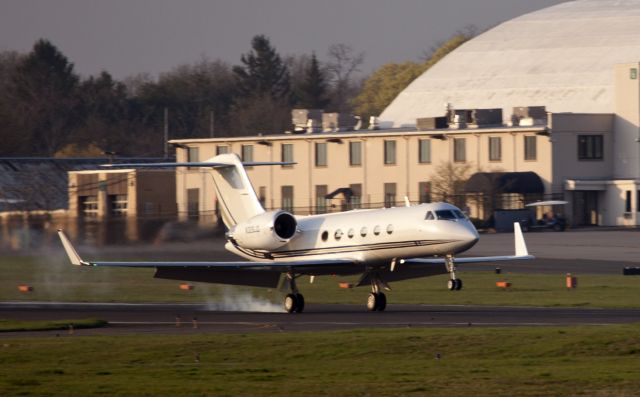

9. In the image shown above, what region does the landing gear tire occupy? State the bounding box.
[376,292,387,312]
[284,293,305,313]
[366,292,387,312]
[448,279,463,291]
[284,294,297,313]
[294,293,305,313]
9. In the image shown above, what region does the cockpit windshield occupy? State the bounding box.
[453,210,467,219]
[425,209,468,221]
[435,210,457,220]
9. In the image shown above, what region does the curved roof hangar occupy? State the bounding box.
[380,0,640,128]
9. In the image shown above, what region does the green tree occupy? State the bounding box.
[353,29,475,125]
[325,43,364,112]
[8,39,81,156]
[75,71,131,153]
[0,51,26,155]
[293,53,329,109]
[233,35,290,101]
[352,61,425,125]
[137,58,237,140]
[430,161,472,207]
[230,35,292,135]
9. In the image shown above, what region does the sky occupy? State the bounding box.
[0,0,566,80]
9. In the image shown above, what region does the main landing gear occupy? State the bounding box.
[445,254,463,291]
[367,273,389,312]
[283,273,305,313]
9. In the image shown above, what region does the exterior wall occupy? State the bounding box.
[603,181,640,226]
[549,112,615,224]
[171,126,550,222]
[68,169,175,219]
[135,170,177,217]
[614,62,640,179]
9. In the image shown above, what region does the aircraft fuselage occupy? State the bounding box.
[226,202,479,265]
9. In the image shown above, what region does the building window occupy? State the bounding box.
[626,190,632,213]
[241,145,253,162]
[216,145,229,155]
[349,141,362,166]
[384,183,396,208]
[80,195,98,218]
[187,147,199,162]
[454,138,466,162]
[187,147,199,170]
[489,137,502,161]
[384,140,396,165]
[109,194,127,217]
[281,143,293,166]
[524,136,537,161]
[187,188,199,220]
[281,185,294,212]
[350,183,362,209]
[315,142,327,167]
[578,135,603,160]
[315,185,327,214]
[418,139,431,164]
[419,181,431,203]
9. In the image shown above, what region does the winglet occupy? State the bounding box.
[57,229,87,266]
[513,222,529,257]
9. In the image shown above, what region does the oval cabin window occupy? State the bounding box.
[360,227,368,237]
[373,225,381,235]
[386,224,394,234]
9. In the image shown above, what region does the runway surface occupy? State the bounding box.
[1,302,639,336]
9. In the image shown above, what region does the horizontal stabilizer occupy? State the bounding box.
[101,161,296,168]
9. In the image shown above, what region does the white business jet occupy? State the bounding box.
[58,153,533,313]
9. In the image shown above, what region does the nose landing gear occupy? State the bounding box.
[445,255,463,291]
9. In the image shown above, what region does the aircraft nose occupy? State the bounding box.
[460,224,479,248]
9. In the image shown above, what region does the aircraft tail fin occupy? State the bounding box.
[206,153,265,227]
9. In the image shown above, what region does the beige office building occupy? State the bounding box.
[171,1,640,228]
[170,61,640,228]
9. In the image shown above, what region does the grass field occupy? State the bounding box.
[0,319,107,332]
[1,255,639,308]
[0,325,639,396]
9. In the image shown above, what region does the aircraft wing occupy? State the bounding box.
[58,230,355,288]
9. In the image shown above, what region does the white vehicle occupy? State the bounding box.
[58,153,533,313]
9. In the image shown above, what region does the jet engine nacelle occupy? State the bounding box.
[229,210,298,250]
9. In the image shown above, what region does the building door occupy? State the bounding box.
[187,188,199,220]
[572,191,598,226]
